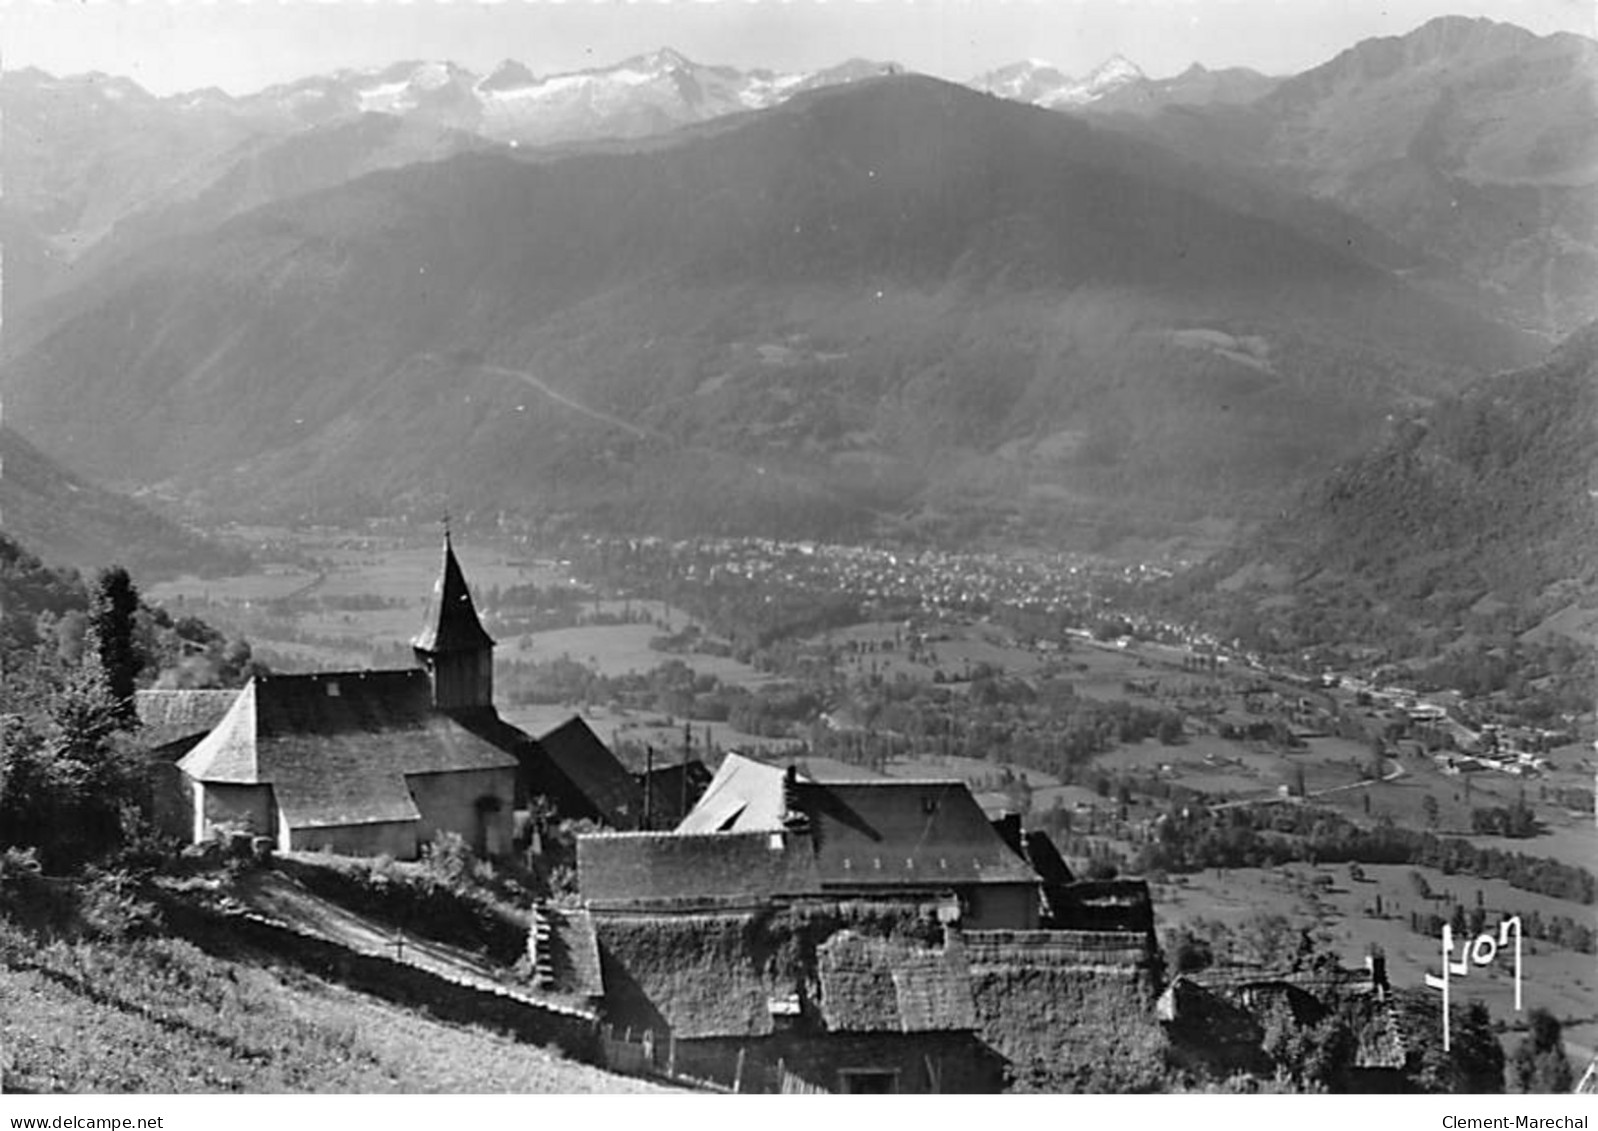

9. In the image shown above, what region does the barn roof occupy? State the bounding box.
[675,753,887,835]
[177,670,517,829]
[578,830,822,909]
[134,689,240,751]
[677,757,1038,889]
[533,715,646,828]
[799,780,1040,888]
[816,931,976,1033]
[412,533,495,654]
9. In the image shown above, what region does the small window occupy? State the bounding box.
[839,1069,898,1094]
[326,680,341,697]
[921,795,938,815]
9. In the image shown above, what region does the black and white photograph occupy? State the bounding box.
[0,0,1594,1105]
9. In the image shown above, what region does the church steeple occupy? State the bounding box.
[413,529,495,711]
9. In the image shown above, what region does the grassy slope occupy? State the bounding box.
[0,920,664,1094]
[1155,861,1598,1068]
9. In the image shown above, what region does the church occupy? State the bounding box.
[167,533,643,858]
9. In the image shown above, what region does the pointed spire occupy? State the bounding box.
[412,530,495,654]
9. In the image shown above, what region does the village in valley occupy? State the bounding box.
[25,520,1573,1095]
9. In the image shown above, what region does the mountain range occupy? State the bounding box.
[1098,17,1598,335]
[0,71,1537,549]
[0,15,1585,566]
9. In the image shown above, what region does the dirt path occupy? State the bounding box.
[231,872,582,1015]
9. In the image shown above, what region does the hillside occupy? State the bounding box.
[1179,322,1598,650]
[1106,17,1598,335]
[0,428,249,581]
[0,76,1537,547]
[0,890,662,1093]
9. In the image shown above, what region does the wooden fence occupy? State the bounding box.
[597,1025,830,1094]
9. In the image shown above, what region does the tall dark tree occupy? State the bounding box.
[1511,1009,1574,1093]
[1410,996,1506,1093]
[87,566,141,721]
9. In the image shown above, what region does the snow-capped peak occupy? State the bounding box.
[1082,53,1145,91]
[628,47,695,73]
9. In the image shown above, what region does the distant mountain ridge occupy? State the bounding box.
[0,53,898,333]
[0,75,1537,547]
[1100,16,1598,335]
[1187,323,1598,648]
[0,427,249,580]
[969,54,1154,108]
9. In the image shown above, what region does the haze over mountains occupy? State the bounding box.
[0,15,1585,564]
[1103,17,1598,335]
[1184,319,1598,648]
[0,427,248,579]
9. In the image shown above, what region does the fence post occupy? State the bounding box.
[777,1057,785,1094]
[734,1047,746,1093]
[668,1034,677,1078]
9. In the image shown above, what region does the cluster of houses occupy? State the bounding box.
[134,537,1411,1092]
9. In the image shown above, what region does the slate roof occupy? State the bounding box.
[799,780,1041,889]
[578,830,823,909]
[412,534,495,654]
[816,931,976,1033]
[134,689,240,751]
[676,756,1039,889]
[533,715,646,828]
[177,670,517,830]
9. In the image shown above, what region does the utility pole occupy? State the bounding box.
[643,744,654,831]
[681,720,691,819]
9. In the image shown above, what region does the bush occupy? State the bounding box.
[420,832,477,892]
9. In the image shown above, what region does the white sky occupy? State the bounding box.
[1,0,1593,96]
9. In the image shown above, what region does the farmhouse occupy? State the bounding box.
[592,913,1006,1092]
[671,753,1042,929]
[569,754,1171,1089]
[174,533,645,857]
[135,688,242,840]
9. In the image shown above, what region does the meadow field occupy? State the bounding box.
[1155,862,1598,1067]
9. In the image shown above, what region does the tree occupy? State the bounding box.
[1410,997,1505,1093]
[1511,1009,1573,1093]
[87,566,141,722]
[1261,998,1357,1090]
[0,662,139,868]
[1423,794,1440,829]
